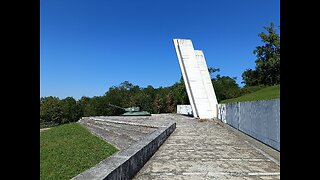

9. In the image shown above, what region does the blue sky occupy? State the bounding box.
[40,0,280,100]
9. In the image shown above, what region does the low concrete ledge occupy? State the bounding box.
[72,121,176,180]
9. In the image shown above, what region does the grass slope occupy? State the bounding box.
[40,123,118,180]
[220,85,280,103]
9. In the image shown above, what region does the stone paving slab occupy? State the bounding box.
[78,116,162,150]
[133,114,280,180]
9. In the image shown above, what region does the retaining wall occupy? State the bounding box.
[217,99,280,151]
[72,121,176,180]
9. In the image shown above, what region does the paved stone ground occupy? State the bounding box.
[133,114,280,180]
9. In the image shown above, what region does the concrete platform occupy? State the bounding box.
[78,116,159,150]
[133,115,280,179]
[73,115,176,180]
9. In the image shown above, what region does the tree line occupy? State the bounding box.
[40,80,188,125]
[40,76,239,125]
[40,22,279,126]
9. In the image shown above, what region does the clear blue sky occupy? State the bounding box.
[40,0,280,100]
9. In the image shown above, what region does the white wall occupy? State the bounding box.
[173,39,218,119]
[177,105,193,116]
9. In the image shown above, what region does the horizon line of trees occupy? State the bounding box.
[40,22,280,126]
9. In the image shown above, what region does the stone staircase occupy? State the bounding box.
[78,117,157,150]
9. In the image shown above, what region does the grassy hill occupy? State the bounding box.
[220,85,280,104]
[40,123,118,180]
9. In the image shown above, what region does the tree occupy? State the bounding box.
[212,76,241,102]
[171,76,189,105]
[40,96,63,124]
[153,86,170,114]
[153,94,164,114]
[61,97,82,123]
[241,69,260,86]
[81,96,105,116]
[78,96,92,117]
[242,22,280,86]
[131,91,154,113]
[208,67,241,102]
[208,67,220,78]
[104,81,138,115]
[165,92,176,113]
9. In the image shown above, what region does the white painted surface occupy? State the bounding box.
[217,104,227,123]
[173,39,198,118]
[177,105,193,116]
[173,39,218,119]
[195,50,218,118]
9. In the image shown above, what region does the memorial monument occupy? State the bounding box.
[173,39,218,119]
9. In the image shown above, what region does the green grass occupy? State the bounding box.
[40,123,118,180]
[220,85,280,104]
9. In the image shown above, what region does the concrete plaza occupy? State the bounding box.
[133,114,280,180]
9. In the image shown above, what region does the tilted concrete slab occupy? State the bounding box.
[195,50,218,118]
[173,39,218,119]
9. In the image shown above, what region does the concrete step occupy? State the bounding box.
[81,119,155,142]
[79,117,158,150]
[79,122,136,150]
[89,120,156,136]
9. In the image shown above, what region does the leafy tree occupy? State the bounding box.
[165,92,176,113]
[153,94,164,114]
[40,96,63,124]
[242,22,280,86]
[208,67,220,78]
[105,82,137,115]
[153,86,171,114]
[207,67,241,102]
[171,77,189,105]
[60,97,82,123]
[241,69,260,86]
[78,96,92,117]
[213,76,241,102]
[81,96,105,116]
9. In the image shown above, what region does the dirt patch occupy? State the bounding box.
[198,119,209,122]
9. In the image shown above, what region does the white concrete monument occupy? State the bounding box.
[173,39,218,119]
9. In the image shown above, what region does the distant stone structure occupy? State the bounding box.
[176,105,193,116]
[173,39,218,119]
